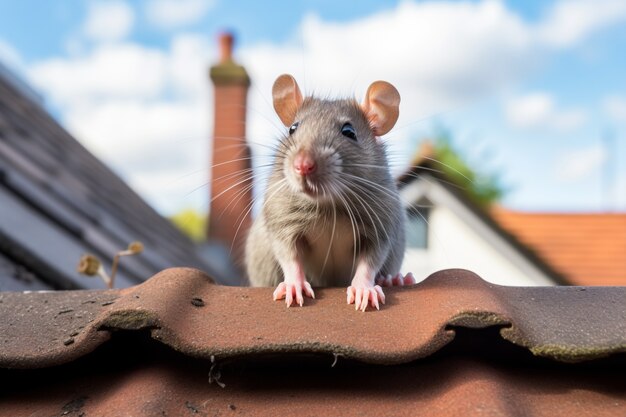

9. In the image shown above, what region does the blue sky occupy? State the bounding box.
[0,0,625,215]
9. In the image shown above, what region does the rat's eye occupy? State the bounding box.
[341,123,357,141]
[289,122,299,135]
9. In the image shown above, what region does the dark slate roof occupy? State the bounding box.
[0,68,221,291]
[0,268,625,415]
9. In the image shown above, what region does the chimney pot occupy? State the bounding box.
[219,32,234,63]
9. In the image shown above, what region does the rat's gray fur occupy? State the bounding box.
[246,96,405,287]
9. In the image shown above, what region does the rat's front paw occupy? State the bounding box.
[346,281,385,312]
[375,272,416,287]
[273,280,315,307]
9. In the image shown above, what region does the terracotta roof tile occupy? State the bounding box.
[492,209,626,285]
[3,333,624,417]
[1,268,625,415]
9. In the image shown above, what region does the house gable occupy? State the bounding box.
[400,174,565,286]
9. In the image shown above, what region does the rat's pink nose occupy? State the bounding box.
[293,152,316,176]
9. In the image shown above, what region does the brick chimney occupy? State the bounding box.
[208,32,252,259]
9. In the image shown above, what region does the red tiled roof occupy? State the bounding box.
[492,209,626,286]
[1,268,625,415]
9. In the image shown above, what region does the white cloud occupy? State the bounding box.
[168,34,213,98]
[537,0,626,47]
[603,95,626,123]
[552,110,588,131]
[555,145,607,182]
[30,34,211,108]
[83,0,135,42]
[506,94,553,128]
[63,99,207,167]
[29,44,167,106]
[505,93,587,132]
[145,0,215,29]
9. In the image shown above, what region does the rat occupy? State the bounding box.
[245,74,415,311]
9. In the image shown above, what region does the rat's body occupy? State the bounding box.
[246,75,413,311]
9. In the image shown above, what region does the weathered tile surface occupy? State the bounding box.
[1,268,625,416]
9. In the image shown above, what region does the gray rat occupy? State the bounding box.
[245,74,414,311]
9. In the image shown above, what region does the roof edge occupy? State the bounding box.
[1,268,625,370]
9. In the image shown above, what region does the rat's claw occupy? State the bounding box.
[375,285,386,304]
[354,287,364,311]
[294,282,304,307]
[273,282,287,301]
[273,279,314,307]
[347,284,385,312]
[404,272,416,285]
[285,285,294,307]
[370,290,380,311]
[346,287,355,304]
[303,281,315,299]
[359,291,366,312]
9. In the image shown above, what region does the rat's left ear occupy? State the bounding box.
[361,81,400,136]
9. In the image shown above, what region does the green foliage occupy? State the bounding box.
[429,134,506,207]
[169,208,206,242]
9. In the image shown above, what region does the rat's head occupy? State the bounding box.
[272,74,400,203]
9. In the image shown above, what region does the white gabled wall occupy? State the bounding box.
[400,177,556,287]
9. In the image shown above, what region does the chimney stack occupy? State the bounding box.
[208,32,252,259]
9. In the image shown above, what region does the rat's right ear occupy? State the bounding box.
[272,74,303,126]
[361,81,400,136]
